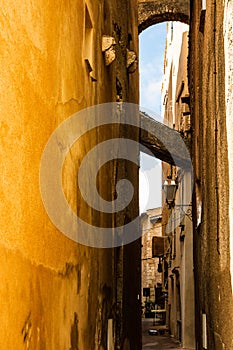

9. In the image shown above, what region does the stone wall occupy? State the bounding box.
[0,1,139,349]
[224,0,233,300]
[189,1,233,349]
[141,208,162,304]
[138,0,190,33]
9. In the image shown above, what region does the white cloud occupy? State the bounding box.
[139,169,150,213]
[142,80,162,110]
[140,62,163,115]
[139,162,162,212]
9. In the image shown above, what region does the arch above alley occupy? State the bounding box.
[140,112,191,169]
[138,0,190,33]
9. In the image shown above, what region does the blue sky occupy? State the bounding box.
[139,23,167,212]
[139,23,167,116]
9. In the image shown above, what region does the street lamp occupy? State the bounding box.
[162,178,192,221]
[162,179,178,208]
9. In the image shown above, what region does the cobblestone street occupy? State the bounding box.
[142,319,181,350]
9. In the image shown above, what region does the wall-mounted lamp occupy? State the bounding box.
[162,179,178,208]
[163,178,193,220]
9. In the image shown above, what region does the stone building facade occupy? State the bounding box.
[141,208,162,307]
[139,1,233,348]
[0,1,140,349]
[189,1,233,349]
[161,22,195,349]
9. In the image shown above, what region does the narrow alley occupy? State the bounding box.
[1,0,233,349]
[142,318,181,350]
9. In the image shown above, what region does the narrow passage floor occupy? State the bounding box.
[142,318,181,350]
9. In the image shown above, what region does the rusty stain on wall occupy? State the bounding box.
[70,312,79,350]
[22,312,32,349]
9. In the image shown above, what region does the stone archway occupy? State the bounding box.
[138,0,190,33]
[140,112,191,169]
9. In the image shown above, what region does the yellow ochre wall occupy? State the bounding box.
[0,0,139,349]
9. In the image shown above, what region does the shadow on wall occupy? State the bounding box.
[70,312,79,350]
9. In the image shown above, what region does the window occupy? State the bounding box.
[84,4,93,73]
[202,0,206,11]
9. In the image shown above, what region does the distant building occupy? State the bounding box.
[141,208,164,313]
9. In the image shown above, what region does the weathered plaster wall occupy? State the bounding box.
[189,1,233,349]
[224,0,233,297]
[0,0,139,349]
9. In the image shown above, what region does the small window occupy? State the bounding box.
[202,313,207,349]
[84,4,93,73]
[199,0,206,33]
[202,0,206,11]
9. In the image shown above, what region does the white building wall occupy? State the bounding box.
[161,22,189,126]
[161,22,195,349]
